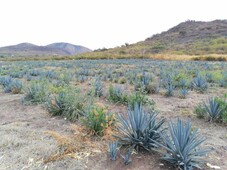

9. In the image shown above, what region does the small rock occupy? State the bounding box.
[207,163,221,169]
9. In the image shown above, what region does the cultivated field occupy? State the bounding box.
[0,59,227,170]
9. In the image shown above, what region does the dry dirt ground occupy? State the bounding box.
[0,87,227,170]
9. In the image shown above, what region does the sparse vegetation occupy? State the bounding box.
[1,58,226,169]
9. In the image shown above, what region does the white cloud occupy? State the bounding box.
[0,0,226,50]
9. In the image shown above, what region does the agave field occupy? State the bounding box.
[0,59,227,170]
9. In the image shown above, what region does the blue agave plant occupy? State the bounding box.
[179,87,189,99]
[46,92,66,116]
[94,77,103,97]
[191,75,208,93]
[0,76,12,87]
[203,97,223,122]
[154,119,210,170]
[115,102,165,151]
[164,84,175,97]
[121,149,132,165]
[108,141,119,161]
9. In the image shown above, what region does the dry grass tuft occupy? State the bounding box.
[44,124,116,163]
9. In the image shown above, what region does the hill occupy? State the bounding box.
[84,20,227,59]
[143,19,227,55]
[0,42,92,57]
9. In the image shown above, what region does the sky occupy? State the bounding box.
[0,0,226,50]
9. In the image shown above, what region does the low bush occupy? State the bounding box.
[145,83,160,94]
[82,103,115,136]
[0,77,23,94]
[215,95,227,123]
[194,104,206,119]
[23,81,49,104]
[127,91,155,110]
[119,77,127,84]
[108,85,127,104]
[9,79,23,94]
[46,88,86,121]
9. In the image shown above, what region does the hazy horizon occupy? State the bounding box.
[0,0,226,50]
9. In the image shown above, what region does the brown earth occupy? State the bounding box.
[0,86,227,170]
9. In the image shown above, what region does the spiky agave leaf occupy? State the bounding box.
[120,148,132,165]
[115,102,164,151]
[108,141,119,161]
[46,92,66,116]
[154,119,210,170]
[179,87,189,99]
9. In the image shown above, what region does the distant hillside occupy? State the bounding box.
[143,20,227,55]
[89,20,227,57]
[0,42,92,57]
[46,43,91,55]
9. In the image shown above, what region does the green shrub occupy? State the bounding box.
[194,104,206,119]
[23,82,49,104]
[2,78,23,94]
[46,92,66,116]
[215,95,227,123]
[119,77,127,84]
[82,103,115,136]
[108,85,127,104]
[46,88,86,121]
[10,80,23,94]
[145,83,159,94]
[127,91,155,110]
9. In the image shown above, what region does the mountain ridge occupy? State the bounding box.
[0,42,92,57]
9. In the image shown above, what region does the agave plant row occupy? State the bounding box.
[0,59,226,97]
